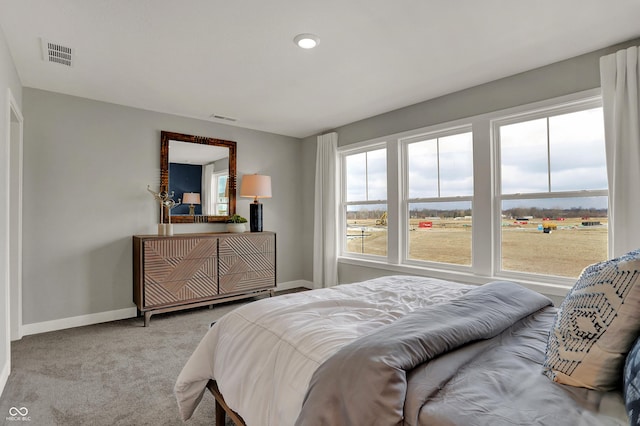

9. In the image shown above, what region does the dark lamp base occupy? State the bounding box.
[249,203,263,232]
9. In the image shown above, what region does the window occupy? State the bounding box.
[203,170,229,216]
[403,128,473,266]
[342,146,387,257]
[337,90,609,286]
[212,172,228,216]
[495,103,608,278]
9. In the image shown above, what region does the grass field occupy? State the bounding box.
[346,216,608,278]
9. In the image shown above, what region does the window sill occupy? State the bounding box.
[337,256,573,298]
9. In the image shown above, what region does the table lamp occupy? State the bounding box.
[182,192,201,216]
[240,174,272,232]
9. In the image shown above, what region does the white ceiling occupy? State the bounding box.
[1,1,639,139]
[169,140,228,165]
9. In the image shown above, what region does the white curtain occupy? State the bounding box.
[600,46,640,256]
[313,132,339,288]
[202,163,215,215]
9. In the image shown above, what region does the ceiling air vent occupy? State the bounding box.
[41,39,74,67]
[210,114,237,122]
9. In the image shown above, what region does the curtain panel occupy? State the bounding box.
[201,163,215,215]
[600,46,640,256]
[313,132,338,288]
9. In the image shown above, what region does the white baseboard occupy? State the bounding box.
[22,307,138,337]
[20,281,313,337]
[277,279,313,291]
[0,357,9,397]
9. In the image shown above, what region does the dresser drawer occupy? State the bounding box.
[218,234,276,295]
[141,237,218,307]
[219,266,276,295]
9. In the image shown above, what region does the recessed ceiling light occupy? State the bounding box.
[294,33,320,49]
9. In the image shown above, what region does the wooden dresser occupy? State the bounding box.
[133,232,276,326]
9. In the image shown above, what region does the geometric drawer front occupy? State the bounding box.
[218,250,275,277]
[144,274,218,308]
[143,237,218,307]
[218,234,275,295]
[218,233,275,257]
[219,259,276,295]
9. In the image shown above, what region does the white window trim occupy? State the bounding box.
[337,88,605,295]
[339,141,389,261]
[491,93,606,286]
[400,124,474,270]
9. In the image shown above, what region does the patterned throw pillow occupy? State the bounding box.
[624,337,640,425]
[543,248,640,390]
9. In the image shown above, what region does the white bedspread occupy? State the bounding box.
[174,275,473,425]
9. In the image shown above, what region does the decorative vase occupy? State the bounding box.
[226,223,246,233]
[157,223,174,236]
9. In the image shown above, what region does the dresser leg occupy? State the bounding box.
[144,311,151,327]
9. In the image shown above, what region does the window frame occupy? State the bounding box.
[211,171,229,216]
[339,141,389,261]
[400,124,474,270]
[336,88,609,294]
[491,96,607,283]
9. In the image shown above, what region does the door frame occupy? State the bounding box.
[7,88,23,341]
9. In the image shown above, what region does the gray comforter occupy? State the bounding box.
[295,281,627,426]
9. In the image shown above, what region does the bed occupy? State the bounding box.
[175,267,639,425]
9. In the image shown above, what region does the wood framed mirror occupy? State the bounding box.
[160,131,237,223]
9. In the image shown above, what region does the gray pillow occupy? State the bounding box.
[624,336,640,424]
[543,248,640,390]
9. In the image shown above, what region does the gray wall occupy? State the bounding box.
[300,38,640,288]
[22,88,303,325]
[0,25,23,390]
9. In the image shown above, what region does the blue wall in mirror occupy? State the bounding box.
[169,163,202,215]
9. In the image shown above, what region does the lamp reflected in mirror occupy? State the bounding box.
[183,192,201,216]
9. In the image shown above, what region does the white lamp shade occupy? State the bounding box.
[182,192,201,204]
[240,174,272,199]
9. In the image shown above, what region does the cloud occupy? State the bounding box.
[408,132,473,198]
[346,148,387,201]
[500,106,607,193]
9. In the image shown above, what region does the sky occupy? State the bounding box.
[346,148,387,201]
[500,107,607,194]
[345,106,607,212]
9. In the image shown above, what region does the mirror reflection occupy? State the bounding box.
[169,140,230,216]
[160,131,237,223]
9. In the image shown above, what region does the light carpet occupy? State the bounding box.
[0,301,250,425]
